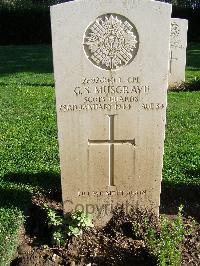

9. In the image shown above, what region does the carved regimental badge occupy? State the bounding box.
[83,14,139,70]
[171,22,180,39]
[170,21,181,48]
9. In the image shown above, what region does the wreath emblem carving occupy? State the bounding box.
[170,22,181,48]
[83,14,139,70]
[171,22,180,39]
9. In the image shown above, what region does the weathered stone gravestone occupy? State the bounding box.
[51,0,172,225]
[169,18,188,88]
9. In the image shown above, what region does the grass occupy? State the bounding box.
[164,91,200,185]
[186,43,200,81]
[0,43,199,265]
[0,45,59,265]
[0,45,54,86]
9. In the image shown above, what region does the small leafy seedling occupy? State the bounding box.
[42,204,94,246]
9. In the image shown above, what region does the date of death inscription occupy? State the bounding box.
[58,76,165,112]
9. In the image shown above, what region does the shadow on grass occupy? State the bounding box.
[0,187,32,211]
[0,81,54,87]
[169,77,200,91]
[0,45,53,75]
[183,168,200,180]
[160,181,200,222]
[3,171,61,192]
[187,43,200,71]
[0,171,61,210]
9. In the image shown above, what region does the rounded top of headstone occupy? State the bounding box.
[83,13,139,71]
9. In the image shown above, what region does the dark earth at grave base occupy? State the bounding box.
[11,187,200,266]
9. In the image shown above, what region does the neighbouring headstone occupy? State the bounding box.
[169,18,188,88]
[51,0,172,225]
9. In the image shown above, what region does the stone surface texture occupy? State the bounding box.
[51,0,172,225]
[169,18,188,87]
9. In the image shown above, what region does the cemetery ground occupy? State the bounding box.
[0,43,199,266]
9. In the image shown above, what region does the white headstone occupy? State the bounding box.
[51,0,172,225]
[169,18,188,87]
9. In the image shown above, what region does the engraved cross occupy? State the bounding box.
[169,50,178,74]
[88,115,135,186]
